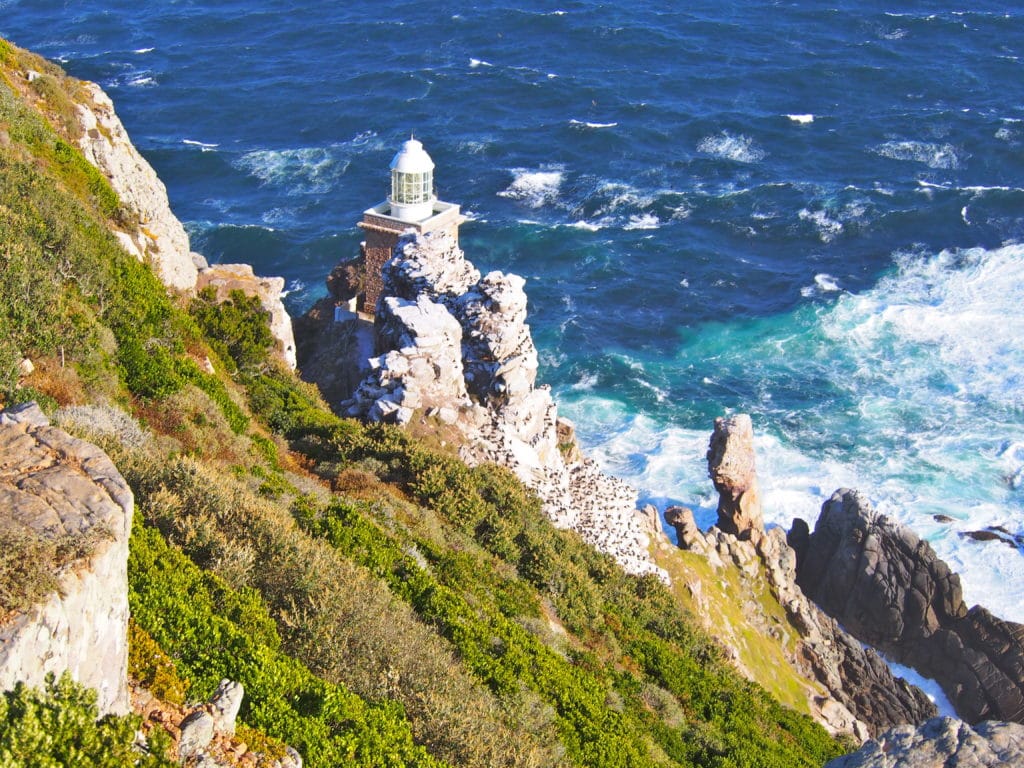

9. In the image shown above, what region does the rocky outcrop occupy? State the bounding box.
[196,264,298,369]
[795,489,1024,725]
[341,231,666,582]
[825,716,1024,768]
[351,293,474,424]
[135,678,302,767]
[670,505,935,739]
[707,414,763,539]
[0,402,132,715]
[326,257,363,304]
[293,301,375,407]
[74,82,198,292]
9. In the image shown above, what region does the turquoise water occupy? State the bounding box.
[4,1,1024,619]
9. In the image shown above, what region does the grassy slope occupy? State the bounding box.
[0,36,846,767]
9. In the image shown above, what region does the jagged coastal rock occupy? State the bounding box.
[707,414,764,539]
[342,231,667,582]
[663,415,938,738]
[794,489,1024,725]
[0,402,132,715]
[825,716,1024,768]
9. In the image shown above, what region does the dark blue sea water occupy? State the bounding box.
[4,1,1024,621]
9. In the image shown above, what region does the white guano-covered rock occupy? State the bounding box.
[344,232,667,582]
[347,294,474,425]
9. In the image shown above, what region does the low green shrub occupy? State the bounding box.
[0,672,174,767]
[123,453,559,768]
[190,287,275,375]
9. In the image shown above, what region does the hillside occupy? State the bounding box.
[0,36,850,767]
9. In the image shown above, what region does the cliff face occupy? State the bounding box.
[72,78,296,368]
[343,231,667,582]
[74,81,198,292]
[0,403,132,716]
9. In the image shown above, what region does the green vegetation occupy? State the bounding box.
[655,545,821,714]
[0,673,174,767]
[128,619,191,706]
[0,33,849,768]
[129,515,447,767]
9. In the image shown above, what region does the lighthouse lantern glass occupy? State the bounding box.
[392,169,431,204]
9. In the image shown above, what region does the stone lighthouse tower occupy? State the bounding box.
[357,138,464,312]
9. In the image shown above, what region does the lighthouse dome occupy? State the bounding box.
[389,138,437,222]
[390,138,435,174]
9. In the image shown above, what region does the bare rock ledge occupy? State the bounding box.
[0,402,132,715]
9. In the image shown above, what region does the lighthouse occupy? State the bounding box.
[357,138,464,313]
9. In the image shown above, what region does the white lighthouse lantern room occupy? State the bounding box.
[389,138,436,222]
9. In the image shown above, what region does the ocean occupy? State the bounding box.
[3,1,1023,624]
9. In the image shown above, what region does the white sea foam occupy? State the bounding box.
[127,74,156,87]
[235,139,375,195]
[786,113,814,124]
[885,662,957,717]
[458,139,489,154]
[819,244,1024,616]
[671,203,692,220]
[815,274,840,292]
[132,47,154,54]
[874,140,961,169]
[261,207,295,226]
[998,442,1024,490]
[469,58,493,68]
[798,208,843,242]
[697,131,765,163]
[498,167,564,208]
[571,372,599,391]
[800,273,841,297]
[569,119,618,129]
[183,139,219,151]
[623,213,660,230]
[563,242,1024,624]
